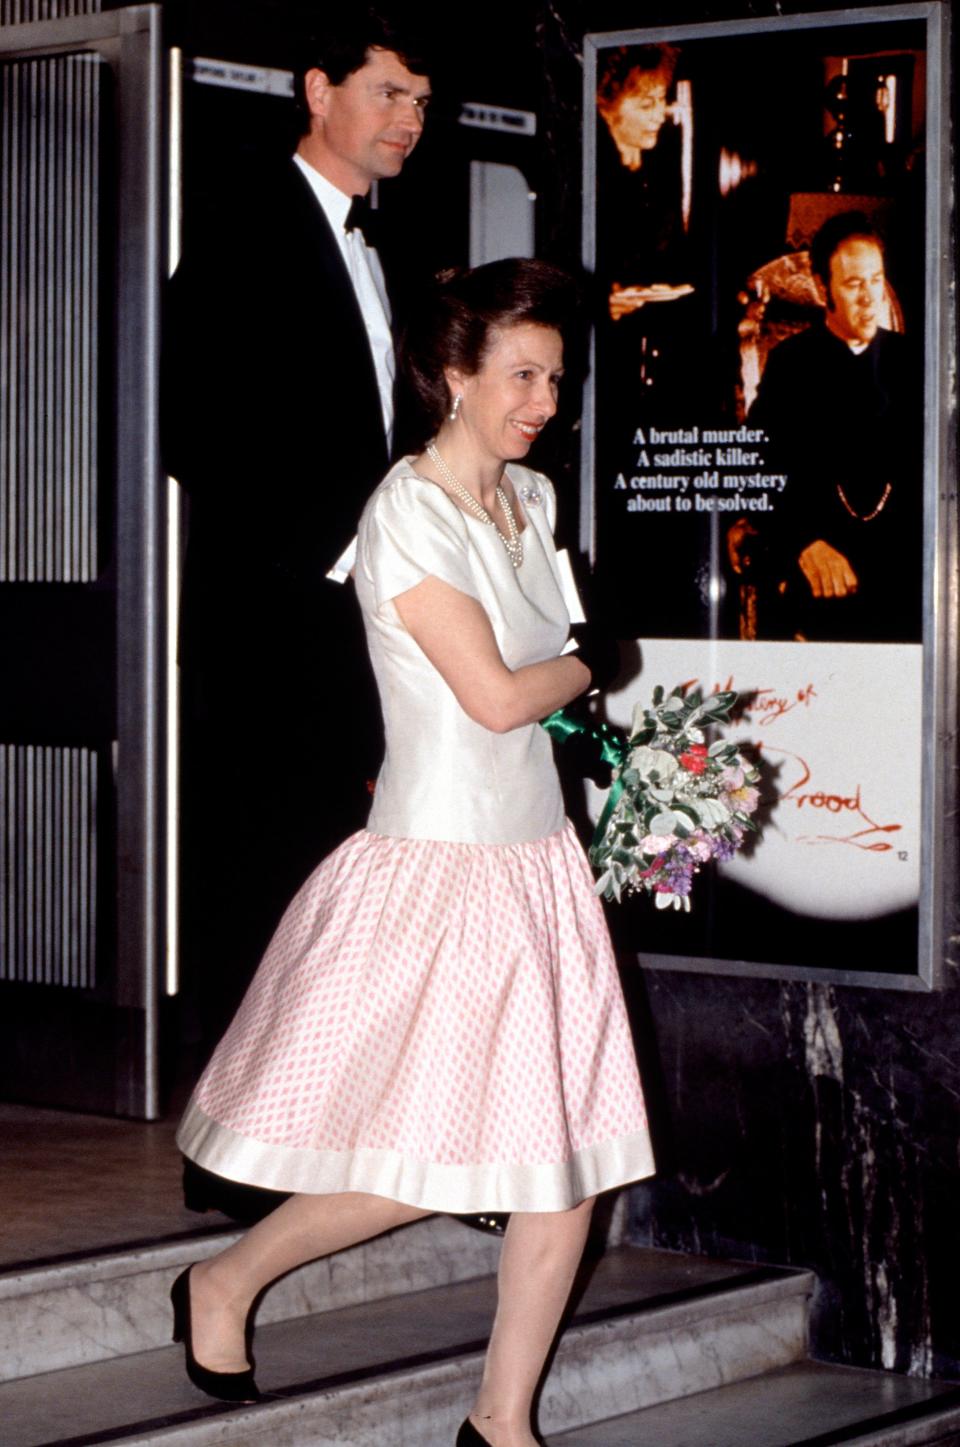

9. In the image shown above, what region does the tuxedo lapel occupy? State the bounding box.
[284,163,373,333]
[280,160,389,479]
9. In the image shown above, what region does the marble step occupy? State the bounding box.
[0,1211,506,1383]
[549,1360,960,1446]
[0,1246,813,1445]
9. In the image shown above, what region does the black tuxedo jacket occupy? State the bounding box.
[162,156,410,964]
[163,156,396,650]
[162,153,429,716]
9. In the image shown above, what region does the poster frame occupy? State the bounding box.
[581,3,955,991]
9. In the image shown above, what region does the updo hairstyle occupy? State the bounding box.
[402,258,580,432]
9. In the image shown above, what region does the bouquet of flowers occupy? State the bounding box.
[587,686,761,909]
[543,686,761,910]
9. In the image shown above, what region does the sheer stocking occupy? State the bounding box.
[468,1196,596,1447]
[187,1191,430,1372]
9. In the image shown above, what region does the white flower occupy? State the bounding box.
[654,891,691,912]
[647,810,681,837]
[629,745,679,783]
[688,796,733,829]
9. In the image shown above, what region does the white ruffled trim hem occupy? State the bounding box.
[176,1100,655,1214]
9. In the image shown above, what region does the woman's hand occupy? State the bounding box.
[393,575,591,732]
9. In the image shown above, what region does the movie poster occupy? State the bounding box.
[583,9,942,980]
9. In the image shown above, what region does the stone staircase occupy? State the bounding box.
[2,1211,959,1446]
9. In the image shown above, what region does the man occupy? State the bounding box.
[162,10,433,1074]
[745,211,921,642]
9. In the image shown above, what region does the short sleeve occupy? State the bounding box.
[361,474,480,609]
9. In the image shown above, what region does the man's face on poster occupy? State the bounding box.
[605,70,670,152]
[824,238,886,346]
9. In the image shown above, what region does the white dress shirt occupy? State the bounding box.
[293,152,395,448]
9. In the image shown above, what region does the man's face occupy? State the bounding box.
[824,238,886,345]
[307,47,431,194]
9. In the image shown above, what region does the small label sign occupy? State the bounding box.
[188,57,294,98]
[459,102,536,137]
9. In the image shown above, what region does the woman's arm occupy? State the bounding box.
[393,574,591,733]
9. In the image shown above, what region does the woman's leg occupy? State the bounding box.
[187,1191,431,1372]
[469,1196,597,1447]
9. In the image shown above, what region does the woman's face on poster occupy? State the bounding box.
[603,70,670,153]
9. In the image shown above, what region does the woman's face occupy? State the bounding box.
[449,323,564,466]
[604,71,669,152]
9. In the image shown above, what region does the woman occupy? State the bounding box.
[173,258,654,1447]
[596,43,689,313]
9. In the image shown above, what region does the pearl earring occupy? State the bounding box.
[449,393,462,422]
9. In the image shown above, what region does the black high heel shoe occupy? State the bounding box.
[456,1420,493,1447]
[170,1266,261,1404]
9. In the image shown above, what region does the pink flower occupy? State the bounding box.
[727,782,760,814]
[721,762,759,814]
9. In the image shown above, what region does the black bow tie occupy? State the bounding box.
[344,193,377,244]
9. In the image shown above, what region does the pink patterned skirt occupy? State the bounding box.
[176,822,654,1212]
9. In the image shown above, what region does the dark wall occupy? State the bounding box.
[537,0,959,1380]
[626,971,960,1376]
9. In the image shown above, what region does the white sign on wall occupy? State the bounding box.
[597,640,922,923]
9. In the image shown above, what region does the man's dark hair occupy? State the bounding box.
[294,6,431,133]
[810,210,885,291]
[402,258,581,431]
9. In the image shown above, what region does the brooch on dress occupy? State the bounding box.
[517,480,543,506]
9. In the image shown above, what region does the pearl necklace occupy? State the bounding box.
[426,443,523,569]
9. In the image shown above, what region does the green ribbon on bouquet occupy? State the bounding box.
[540,708,630,851]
